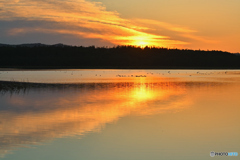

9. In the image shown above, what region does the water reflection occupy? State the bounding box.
[0,80,238,158]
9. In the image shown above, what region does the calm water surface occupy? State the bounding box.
[0,70,239,160]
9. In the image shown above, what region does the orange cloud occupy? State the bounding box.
[133,18,219,46]
[134,19,197,33]
[0,0,192,48]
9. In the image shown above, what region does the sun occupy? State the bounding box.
[136,40,149,48]
[131,36,151,48]
[116,34,165,48]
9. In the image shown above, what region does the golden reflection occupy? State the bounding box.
[132,86,154,101]
[0,81,192,156]
[1,78,239,157]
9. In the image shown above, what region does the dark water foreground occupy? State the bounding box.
[0,75,239,160]
[0,81,88,93]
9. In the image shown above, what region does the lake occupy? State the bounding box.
[0,69,239,160]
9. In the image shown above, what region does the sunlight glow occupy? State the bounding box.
[0,0,239,52]
[0,0,188,48]
[132,37,151,48]
[0,80,192,157]
[131,85,156,100]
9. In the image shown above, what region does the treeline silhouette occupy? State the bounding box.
[0,44,240,69]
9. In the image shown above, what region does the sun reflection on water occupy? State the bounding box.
[0,80,194,156]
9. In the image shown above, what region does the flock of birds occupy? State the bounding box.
[54,70,230,78]
[114,71,229,78]
[0,70,231,82]
[116,74,147,77]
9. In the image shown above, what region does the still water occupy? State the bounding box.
[0,70,239,160]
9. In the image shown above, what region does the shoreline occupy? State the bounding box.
[1,66,240,71]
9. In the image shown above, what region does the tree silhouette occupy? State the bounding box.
[0,44,239,69]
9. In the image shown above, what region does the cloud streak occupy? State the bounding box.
[0,0,208,48]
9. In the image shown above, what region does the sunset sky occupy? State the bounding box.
[0,0,239,52]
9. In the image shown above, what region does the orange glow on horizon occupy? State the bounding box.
[1,0,238,52]
[0,0,188,49]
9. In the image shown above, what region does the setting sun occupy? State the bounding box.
[135,40,149,48]
[132,36,151,47]
[0,0,240,52]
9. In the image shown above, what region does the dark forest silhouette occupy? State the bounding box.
[0,44,240,69]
